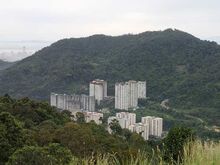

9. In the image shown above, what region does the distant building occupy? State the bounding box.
[131,123,149,140]
[142,116,163,137]
[89,79,107,104]
[137,81,146,98]
[115,80,138,110]
[84,112,103,125]
[116,112,136,128]
[108,113,163,140]
[50,93,95,113]
[115,82,129,110]
[50,93,58,107]
[142,116,154,135]
[128,80,138,108]
[152,117,163,137]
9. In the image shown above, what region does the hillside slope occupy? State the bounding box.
[0,60,15,71]
[0,29,220,110]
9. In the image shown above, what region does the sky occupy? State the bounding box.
[0,0,220,61]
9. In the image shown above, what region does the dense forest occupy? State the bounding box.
[3,95,217,165]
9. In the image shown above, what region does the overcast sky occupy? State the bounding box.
[0,0,220,42]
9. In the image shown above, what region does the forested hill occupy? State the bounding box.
[0,60,15,71]
[0,29,220,109]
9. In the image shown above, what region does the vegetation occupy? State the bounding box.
[0,29,220,129]
[0,95,219,164]
[68,140,220,165]
[0,30,219,139]
[0,60,15,71]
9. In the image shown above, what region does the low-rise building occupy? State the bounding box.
[50,93,95,113]
[84,112,103,125]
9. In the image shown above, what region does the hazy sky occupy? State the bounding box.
[0,0,220,42]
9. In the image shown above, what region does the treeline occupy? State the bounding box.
[0,95,200,165]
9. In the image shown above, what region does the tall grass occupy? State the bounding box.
[183,140,220,165]
[70,140,220,165]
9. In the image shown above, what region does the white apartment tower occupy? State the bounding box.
[142,116,154,135]
[115,80,138,110]
[108,112,136,129]
[137,81,146,98]
[50,93,58,107]
[115,82,129,110]
[89,79,107,104]
[116,112,136,126]
[152,117,163,137]
[108,114,162,140]
[142,116,163,137]
[128,80,138,108]
[133,123,149,140]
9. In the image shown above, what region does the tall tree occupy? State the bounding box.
[163,126,195,163]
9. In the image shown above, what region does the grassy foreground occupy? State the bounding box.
[70,140,220,165]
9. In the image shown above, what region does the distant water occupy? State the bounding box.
[0,41,52,62]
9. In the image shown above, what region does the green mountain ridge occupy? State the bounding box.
[0,29,220,112]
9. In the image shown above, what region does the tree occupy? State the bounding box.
[109,119,122,135]
[45,143,72,165]
[7,146,55,165]
[76,112,85,123]
[0,112,25,164]
[163,126,195,163]
[7,144,72,165]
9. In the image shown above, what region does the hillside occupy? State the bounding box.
[0,60,15,71]
[0,29,220,121]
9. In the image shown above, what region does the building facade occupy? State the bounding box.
[50,93,95,113]
[84,112,103,125]
[108,113,163,140]
[128,80,138,108]
[137,81,146,98]
[115,82,129,110]
[115,80,138,110]
[89,79,107,104]
[131,123,149,140]
[142,116,163,137]
[108,112,136,129]
[152,117,163,137]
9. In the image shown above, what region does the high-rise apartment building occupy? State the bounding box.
[142,116,154,135]
[142,116,163,137]
[116,112,136,127]
[137,81,146,98]
[115,82,129,110]
[89,79,107,104]
[108,113,162,140]
[132,123,149,140]
[128,80,138,107]
[152,117,163,137]
[115,80,138,110]
[50,93,58,107]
